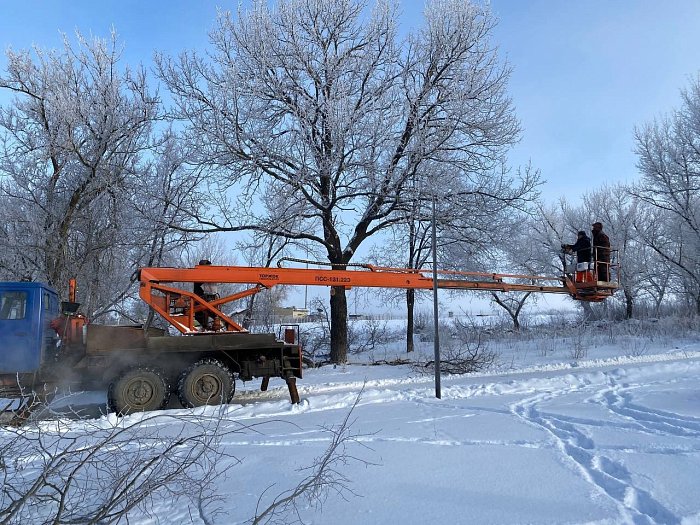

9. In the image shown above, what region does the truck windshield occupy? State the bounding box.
[0,291,27,320]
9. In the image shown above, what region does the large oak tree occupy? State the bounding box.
[158,0,520,362]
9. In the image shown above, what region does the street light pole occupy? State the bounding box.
[431,193,441,399]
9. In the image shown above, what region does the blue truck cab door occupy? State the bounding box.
[0,282,60,374]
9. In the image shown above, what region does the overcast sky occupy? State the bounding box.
[2,0,699,203]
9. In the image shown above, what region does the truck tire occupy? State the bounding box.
[108,367,170,415]
[177,358,235,408]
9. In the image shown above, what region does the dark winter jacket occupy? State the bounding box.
[569,234,592,264]
[592,230,611,262]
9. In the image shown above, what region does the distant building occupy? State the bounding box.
[272,306,309,320]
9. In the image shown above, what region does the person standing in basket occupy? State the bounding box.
[562,230,592,283]
[591,222,611,281]
[562,230,591,265]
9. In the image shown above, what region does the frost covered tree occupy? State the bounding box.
[633,76,700,314]
[536,187,670,319]
[157,0,520,362]
[372,164,539,349]
[577,184,682,319]
[377,167,537,344]
[485,213,545,330]
[0,33,200,319]
[576,185,644,319]
[438,164,539,331]
[544,191,642,319]
[631,206,676,315]
[521,202,605,319]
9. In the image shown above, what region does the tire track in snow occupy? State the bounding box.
[510,379,681,524]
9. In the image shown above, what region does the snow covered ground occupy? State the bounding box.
[3,319,700,524]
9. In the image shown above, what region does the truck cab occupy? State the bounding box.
[0,282,60,374]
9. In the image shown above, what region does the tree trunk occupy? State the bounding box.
[329,287,348,363]
[406,288,415,353]
[490,292,529,331]
[512,315,520,330]
[624,290,634,319]
[581,301,594,321]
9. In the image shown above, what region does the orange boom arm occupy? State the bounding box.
[138,260,618,334]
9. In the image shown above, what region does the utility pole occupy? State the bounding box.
[431,194,441,399]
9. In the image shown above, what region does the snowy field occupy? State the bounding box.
[3,317,700,524]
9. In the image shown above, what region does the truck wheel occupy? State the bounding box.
[108,367,170,415]
[177,358,235,408]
